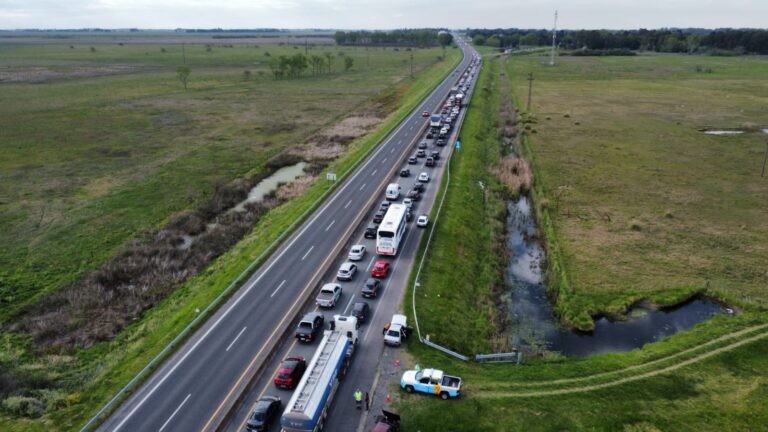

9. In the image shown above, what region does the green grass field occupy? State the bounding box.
[0,33,461,430]
[0,36,451,320]
[507,53,768,327]
[398,52,768,431]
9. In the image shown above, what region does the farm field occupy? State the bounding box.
[0,32,461,430]
[506,53,768,327]
[0,33,452,320]
[400,52,768,431]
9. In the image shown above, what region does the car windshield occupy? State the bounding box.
[251,407,267,421]
[378,231,394,238]
[298,321,312,329]
[386,330,400,337]
[277,372,292,379]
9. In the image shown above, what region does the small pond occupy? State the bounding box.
[233,162,307,212]
[501,196,726,357]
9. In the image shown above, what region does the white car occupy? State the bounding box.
[348,244,366,261]
[418,172,429,183]
[402,198,413,209]
[417,215,429,227]
[336,262,357,281]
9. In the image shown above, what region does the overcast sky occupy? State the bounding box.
[1,0,765,30]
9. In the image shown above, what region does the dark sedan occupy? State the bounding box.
[246,395,281,431]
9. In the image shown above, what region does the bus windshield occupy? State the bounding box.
[378,231,394,238]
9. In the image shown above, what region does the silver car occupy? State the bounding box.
[348,244,366,261]
[336,262,357,281]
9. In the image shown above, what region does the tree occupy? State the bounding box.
[485,36,502,47]
[344,56,354,71]
[438,32,453,48]
[472,35,486,46]
[176,66,191,89]
[324,52,334,73]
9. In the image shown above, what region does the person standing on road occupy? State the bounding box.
[365,391,370,410]
[354,389,362,409]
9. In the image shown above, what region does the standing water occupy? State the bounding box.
[501,196,725,357]
[233,162,307,212]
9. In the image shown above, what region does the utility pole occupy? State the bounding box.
[182,43,186,65]
[526,72,534,111]
[366,46,370,68]
[761,141,768,177]
[305,38,308,55]
[410,52,413,77]
[549,10,558,66]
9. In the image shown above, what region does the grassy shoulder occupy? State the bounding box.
[0,44,461,431]
[403,56,508,355]
[506,54,768,328]
[398,52,768,431]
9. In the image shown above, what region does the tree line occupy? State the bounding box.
[268,52,353,79]
[334,29,453,47]
[469,28,768,54]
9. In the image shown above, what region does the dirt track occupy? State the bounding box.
[475,323,768,398]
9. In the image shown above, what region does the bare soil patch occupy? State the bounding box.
[0,64,145,83]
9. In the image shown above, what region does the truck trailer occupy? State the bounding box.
[280,321,357,432]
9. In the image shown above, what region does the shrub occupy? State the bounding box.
[629,219,643,231]
[2,396,46,418]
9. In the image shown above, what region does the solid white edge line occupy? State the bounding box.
[301,245,314,261]
[225,327,248,352]
[270,280,287,298]
[158,393,191,432]
[111,48,469,432]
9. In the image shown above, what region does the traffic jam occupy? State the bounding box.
[237,53,482,432]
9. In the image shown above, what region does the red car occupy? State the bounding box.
[274,356,306,389]
[421,111,430,117]
[371,261,390,278]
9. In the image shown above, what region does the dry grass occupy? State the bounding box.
[492,157,533,196]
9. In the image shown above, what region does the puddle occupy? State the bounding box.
[704,130,744,135]
[233,162,306,212]
[177,234,194,250]
[501,196,726,357]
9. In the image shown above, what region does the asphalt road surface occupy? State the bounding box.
[96,40,476,432]
[222,40,480,432]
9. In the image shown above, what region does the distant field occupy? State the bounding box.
[0,34,450,321]
[507,53,768,326]
[399,52,768,432]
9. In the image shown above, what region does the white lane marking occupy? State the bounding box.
[158,393,191,432]
[365,255,376,271]
[225,327,247,352]
[371,169,377,177]
[343,295,356,315]
[325,220,336,232]
[398,140,402,145]
[390,148,395,154]
[301,246,314,261]
[111,51,457,431]
[359,183,367,191]
[345,199,353,209]
[270,280,286,298]
[382,158,388,164]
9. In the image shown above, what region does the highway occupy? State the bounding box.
[96,39,475,432]
[222,39,480,432]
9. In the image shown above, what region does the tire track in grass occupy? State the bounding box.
[474,327,768,398]
[478,323,768,390]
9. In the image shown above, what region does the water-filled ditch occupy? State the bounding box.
[501,196,726,357]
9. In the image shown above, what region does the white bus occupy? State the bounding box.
[377,204,407,256]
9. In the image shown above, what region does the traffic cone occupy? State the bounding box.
[394,358,400,367]
[386,394,391,404]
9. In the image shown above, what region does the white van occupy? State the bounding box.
[384,314,409,346]
[385,183,401,200]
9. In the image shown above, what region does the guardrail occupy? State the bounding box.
[411,48,480,363]
[82,49,468,432]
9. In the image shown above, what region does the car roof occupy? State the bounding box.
[303,311,323,320]
[353,301,368,310]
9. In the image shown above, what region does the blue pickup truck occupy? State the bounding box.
[400,368,462,400]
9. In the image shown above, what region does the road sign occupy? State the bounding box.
[326,172,337,181]
[455,140,461,150]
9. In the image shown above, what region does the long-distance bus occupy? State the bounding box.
[377,204,407,256]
